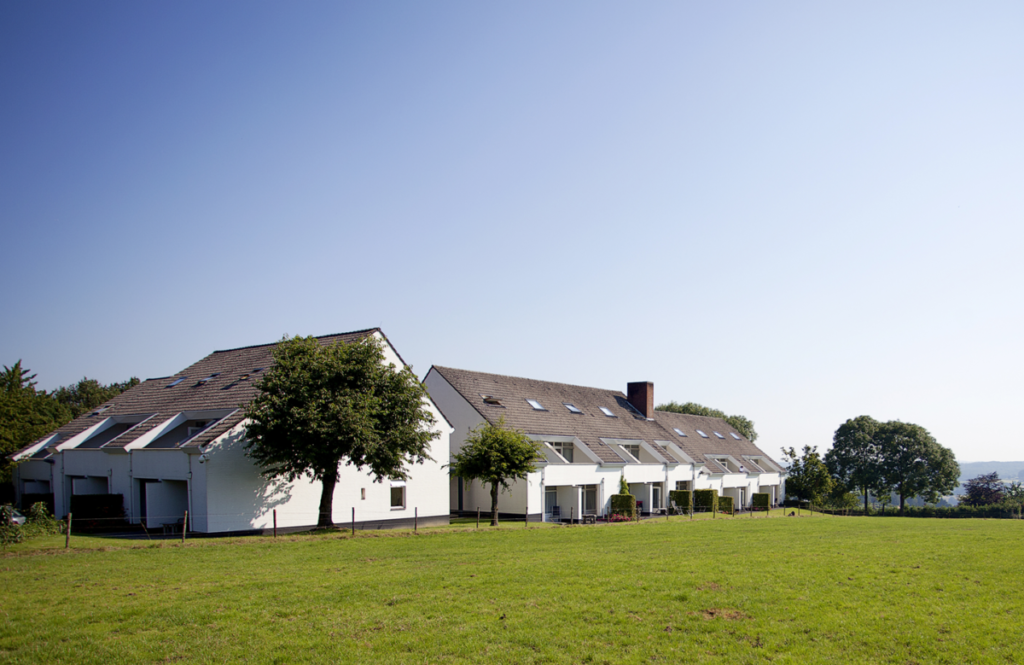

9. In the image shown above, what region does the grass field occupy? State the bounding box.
[1,512,1021,664]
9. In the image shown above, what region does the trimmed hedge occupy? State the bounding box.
[719,496,734,515]
[752,493,770,511]
[693,489,718,513]
[609,494,637,520]
[668,490,691,512]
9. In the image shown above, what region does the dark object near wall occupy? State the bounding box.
[69,494,128,532]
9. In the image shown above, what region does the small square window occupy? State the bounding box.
[599,407,616,417]
[564,403,582,414]
[696,430,709,438]
[361,488,366,500]
[166,377,187,388]
[526,399,546,411]
[673,428,687,437]
[390,486,405,509]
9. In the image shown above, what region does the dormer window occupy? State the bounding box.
[673,428,687,437]
[564,403,582,414]
[713,431,725,439]
[526,399,546,411]
[599,407,616,417]
[166,377,187,388]
[696,430,709,438]
[481,395,503,407]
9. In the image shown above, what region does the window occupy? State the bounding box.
[621,444,641,462]
[696,430,709,438]
[390,486,406,509]
[166,377,187,388]
[550,442,573,463]
[713,431,725,439]
[198,373,221,385]
[673,428,687,437]
[599,407,616,417]
[563,403,582,414]
[730,432,741,440]
[481,395,502,406]
[361,488,366,500]
[526,399,546,411]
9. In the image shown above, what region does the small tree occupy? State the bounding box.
[1001,481,1024,519]
[245,335,438,528]
[449,417,543,526]
[782,446,833,507]
[619,474,630,495]
[960,472,1005,507]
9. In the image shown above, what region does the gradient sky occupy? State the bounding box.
[2,2,1022,463]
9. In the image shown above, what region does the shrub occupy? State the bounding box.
[719,496,734,515]
[693,489,718,513]
[610,494,637,520]
[19,493,54,514]
[608,513,632,523]
[22,502,64,538]
[668,490,691,512]
[752,493,770,511]
[1,505,23,548]
[619,475,630,495]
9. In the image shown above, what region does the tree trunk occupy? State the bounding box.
[490,482,499,527]
[318,469,338,528]
[899,491,906,516]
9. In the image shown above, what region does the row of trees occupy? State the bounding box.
[0,361,139,484]
[784,416,960,515]
[656,401,758,442]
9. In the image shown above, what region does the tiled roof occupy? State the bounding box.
[14,329,379,458]
[429,366,780,470]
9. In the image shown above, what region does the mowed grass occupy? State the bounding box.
[1,514,1021,664]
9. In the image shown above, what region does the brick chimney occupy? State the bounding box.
[627,381,654,418]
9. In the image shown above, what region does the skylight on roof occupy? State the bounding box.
[564,403,582,414]
[673,428,687,437]
[526,399,546,411]
[166,377,187,388]
[198,373,221,384]
[481,395,503,406]
[730,432,741,440]
[599,407,616,417]
[713,431,725,439]
[696,429,709,438]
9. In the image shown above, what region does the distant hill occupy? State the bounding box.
[953,461,1024,495]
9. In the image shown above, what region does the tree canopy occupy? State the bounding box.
[782,445,834,505]
[825,415,884,513]
[448,416,543,526]
[874,421,958,515]
[959,472,1004,507]
[244,335,438,528]
[655,401,758,442]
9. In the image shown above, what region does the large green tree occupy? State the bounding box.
[782,445,834,506]
[1,362,71,484]
[449,416,543,526]
[656,401,758,442]
[825,415,884,514]
[51,377,140,419]
[875,421,958,515]
[244,335,438,528]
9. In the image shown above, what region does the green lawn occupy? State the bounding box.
[1,514,1020,664]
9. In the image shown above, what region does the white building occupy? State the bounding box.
[424,366,784,521]
[11,330,452,534]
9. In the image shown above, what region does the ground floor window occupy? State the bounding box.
[583,485,597,514]
[390,486,405,509]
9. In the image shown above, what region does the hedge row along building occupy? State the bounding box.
[424,366,784,521]
[10,329,784,532]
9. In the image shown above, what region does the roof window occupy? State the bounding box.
[166,377,187,388]
[713,431,725,439]
[599,407,616,417]
[564,403,583,414]
[481,395,503,407]
[526,399,546,411]
[673,428,687,437]
[198,373,221,385]
[730,432,741,440]
[696,429,709,438]
[91,405,114,416]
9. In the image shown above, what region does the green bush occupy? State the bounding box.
[719,496,734,515]
[668,490,691,512]
[752,493,770,511]
[1,505,23,548]
[22,502,64,538]
[19,493,54,514]
[609,494,637,520]
[693,489,718,513]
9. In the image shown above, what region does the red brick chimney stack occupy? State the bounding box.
[627,382,654,418]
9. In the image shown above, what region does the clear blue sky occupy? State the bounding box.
[2,2,1022,463]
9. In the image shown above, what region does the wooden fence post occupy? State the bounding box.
[570,506,574,524]
[351,507,355,536]
[415,507,418,532]
[65,513,72,549]
[273,509,277,538]
[525,495,528,528]
[182,511,188,543]
[476,507,480,529]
